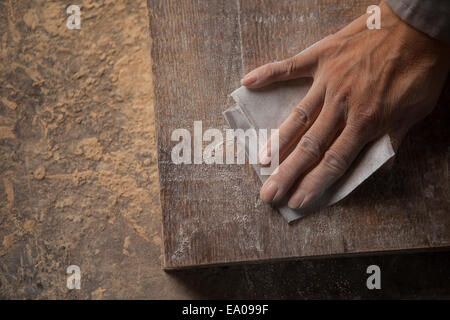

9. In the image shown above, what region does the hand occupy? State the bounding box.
[241,1,450,209]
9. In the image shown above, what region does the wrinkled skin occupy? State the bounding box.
[241,1,450,209]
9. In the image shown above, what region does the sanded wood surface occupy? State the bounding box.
[148,0,450,269]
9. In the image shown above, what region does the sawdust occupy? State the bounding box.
[0,0,178,299]
[23,220,36,233]
[75,137,103,161]
[3,177,14,210]
[0,126,15,139]
[33,166,46,180]
[91,287,106,300]
[2,233,15,249]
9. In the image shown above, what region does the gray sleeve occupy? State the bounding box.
[385,0,450,44]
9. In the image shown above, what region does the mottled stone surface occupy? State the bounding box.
[0,0,449,299]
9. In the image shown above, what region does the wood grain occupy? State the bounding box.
[149,0,450,269]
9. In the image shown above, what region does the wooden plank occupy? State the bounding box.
[149,0,450,269]
[148,0,261,268]
[238,0,375,73]
[237,0,450,259]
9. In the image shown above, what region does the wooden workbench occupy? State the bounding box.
[148,0,450,269]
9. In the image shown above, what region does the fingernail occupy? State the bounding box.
[288,191,306,209]
[258,146,271,165]
[260,180,279,203]
[241,74,257,86]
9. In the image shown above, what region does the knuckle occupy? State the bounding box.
[348,109,379,138]
[353,109,378,127]
[266,59,296,80]
[283,58,296,77]
[291,105,309,126]
[297,134,321,159]
[323,149,348,173]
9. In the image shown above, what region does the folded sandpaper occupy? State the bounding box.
[223,79,395,223]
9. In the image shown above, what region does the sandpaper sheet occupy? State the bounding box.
[223,79,395,223]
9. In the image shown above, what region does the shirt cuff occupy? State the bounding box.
[385,0,450,44]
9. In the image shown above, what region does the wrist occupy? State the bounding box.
[380,0,450,54]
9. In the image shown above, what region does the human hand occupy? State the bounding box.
[241,1,450,209]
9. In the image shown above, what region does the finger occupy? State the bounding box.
[258,81,326,166]
[287,122,371,209]
[241,48,319,88]
[260,98,345,204]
